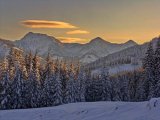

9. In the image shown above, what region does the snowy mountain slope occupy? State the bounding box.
[0,98,160,120]
[0,38,14,47]
[64,37,137,59]
[15,32,65,57]
[1,32,158,65]
[92,64,141,75]
[79,37,137,58]
[0,38,14,59]
[79,52,100,63]
[14,32,137,63]
[86,37,160,70]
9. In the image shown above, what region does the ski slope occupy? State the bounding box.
[0,98,160,120]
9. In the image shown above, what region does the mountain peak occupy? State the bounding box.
[24,32,49,38]
[89,37,109,44]
[22,32,61,43]
[125,40,137,45]
[94,37,104,40]
[26,32,34,35]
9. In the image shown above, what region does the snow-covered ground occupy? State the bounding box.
[92,64,141,75]
[109,64,141,74]
[0,98,160,120]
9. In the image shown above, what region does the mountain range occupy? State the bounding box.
[0,32,138,63]
[86,37,160,71]
[1,32,159,66]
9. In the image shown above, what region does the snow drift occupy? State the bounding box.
[0,98,159,120]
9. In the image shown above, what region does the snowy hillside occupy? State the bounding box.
[92,64,141,75]
[0,98,160,120]
[86,37,160,70]
[81,37,137,58]
[0,38,14,59]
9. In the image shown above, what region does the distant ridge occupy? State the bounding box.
[0,32,152,63]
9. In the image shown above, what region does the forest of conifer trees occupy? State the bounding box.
[0,38,160,110]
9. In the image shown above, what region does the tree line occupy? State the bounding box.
[0,38,160,110]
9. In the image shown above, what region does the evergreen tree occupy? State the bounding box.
[25,52,33,76]
[65,64,77,103]
[53,68,63,105]
[11,62,25,109]
[32,52,40,82]
[0,58,11,109]
[111,76,121,101]
[84,69,93,101]
[77,70,86,102]
[43,72,55,106]
[100,66,111,101]
[28,69,40,108]
[40,53,53,106]
[116,74,129,101]
[59,61,68,103]
[27,53,41,108]
[154,38,160,97]
[143,42,155,99]
[128,71,140,101]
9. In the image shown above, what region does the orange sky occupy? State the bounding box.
[0,0,160,44]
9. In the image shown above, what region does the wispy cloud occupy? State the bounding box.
[67,30,90,34]
[21,20,77,28]
[57,37,86,43]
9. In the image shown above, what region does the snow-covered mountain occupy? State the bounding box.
[78,37,137,63]
[0,98,159,120]
[82,37,137,57]
[14,32,137,63]
[15,32,65,58]
[86,37,160,72]
[1,32,159,65]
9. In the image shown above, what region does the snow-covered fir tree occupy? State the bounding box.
[27,53,41,108]
[65,64,77,103]
[154,38,160,97]
[143,42,155,99]
[53,67,63,105]
[11,62,25,109]
[1,41,160,110]
[100,66,111,101]
[0,58,11,109]
[76,69,86,102]
[59,61,68,103]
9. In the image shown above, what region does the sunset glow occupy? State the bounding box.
[67,30,90,35]
[0,0,160,43]
[57,37,86,43]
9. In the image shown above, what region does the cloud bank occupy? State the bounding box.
[21,20,77,28]
[57,37,86,43]
[67,30,89,34]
